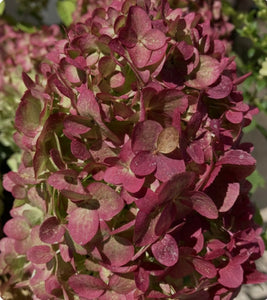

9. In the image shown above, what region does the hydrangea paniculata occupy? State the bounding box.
[1,0,266,299]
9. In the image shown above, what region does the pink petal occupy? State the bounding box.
[128,6,151,37]
[188,191,218,219]
[63,115,91,138]
[77,84,101,122]
[147,44,168,66]
[219,183,240,212]
[186,55,221,89]
[151,234,179,266]
[192,257,217,278]
[135,188,160,214]
[4,217,30,240]
[68,274,106,299]
[110,72,125,88]
[45,275,61,295]
[104,166,124,185]
[142,29,166,51]
[27,245,54,264]
[132,120,162,153]
[108,274,136,294]
[225,110,243,124]
[71,139,91,160]
[122,171,145,193]
[104,166,144,193]
[245,270,267,284]
[15,91,42,138]
[87,182,124,221]
[63,64,81,84]
[128,43,151,68]
[68,207,99,245]
[101,236,134,266]
[177,41,194,60]
[47,170,86,197]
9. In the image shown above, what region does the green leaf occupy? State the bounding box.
[247,169,265,194]
[0,0,5,16]
[243,118,256,134]
[256,123,267,140]
[253,206,263,227]
[57,0,76,26]
[248,48,255,58]
[16,23,36,33]
[263,229,267,248]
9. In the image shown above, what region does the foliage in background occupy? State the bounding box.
[1,0,267,299]
[222,0,267,112]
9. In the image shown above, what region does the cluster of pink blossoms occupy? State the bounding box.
[1,0,267,299]
[0,21,61,150]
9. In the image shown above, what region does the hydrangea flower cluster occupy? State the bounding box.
[1,0,267,299]
[0,22,61,151]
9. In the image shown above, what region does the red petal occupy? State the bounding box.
[186,55,221,89]
[219,183,240,212]
[225,110,243,124]
[39,217,65,244]
[68,207,99,245]
[135,267,150,292]
[155,202,177,236]
[157,172,195,205]
[134,210,160,246]
[132,120,162,153]
[186,142,205,164]
[218,150,256,166]
[118,27,137,48]
[128,6,151,37]
[188,191,218,219]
